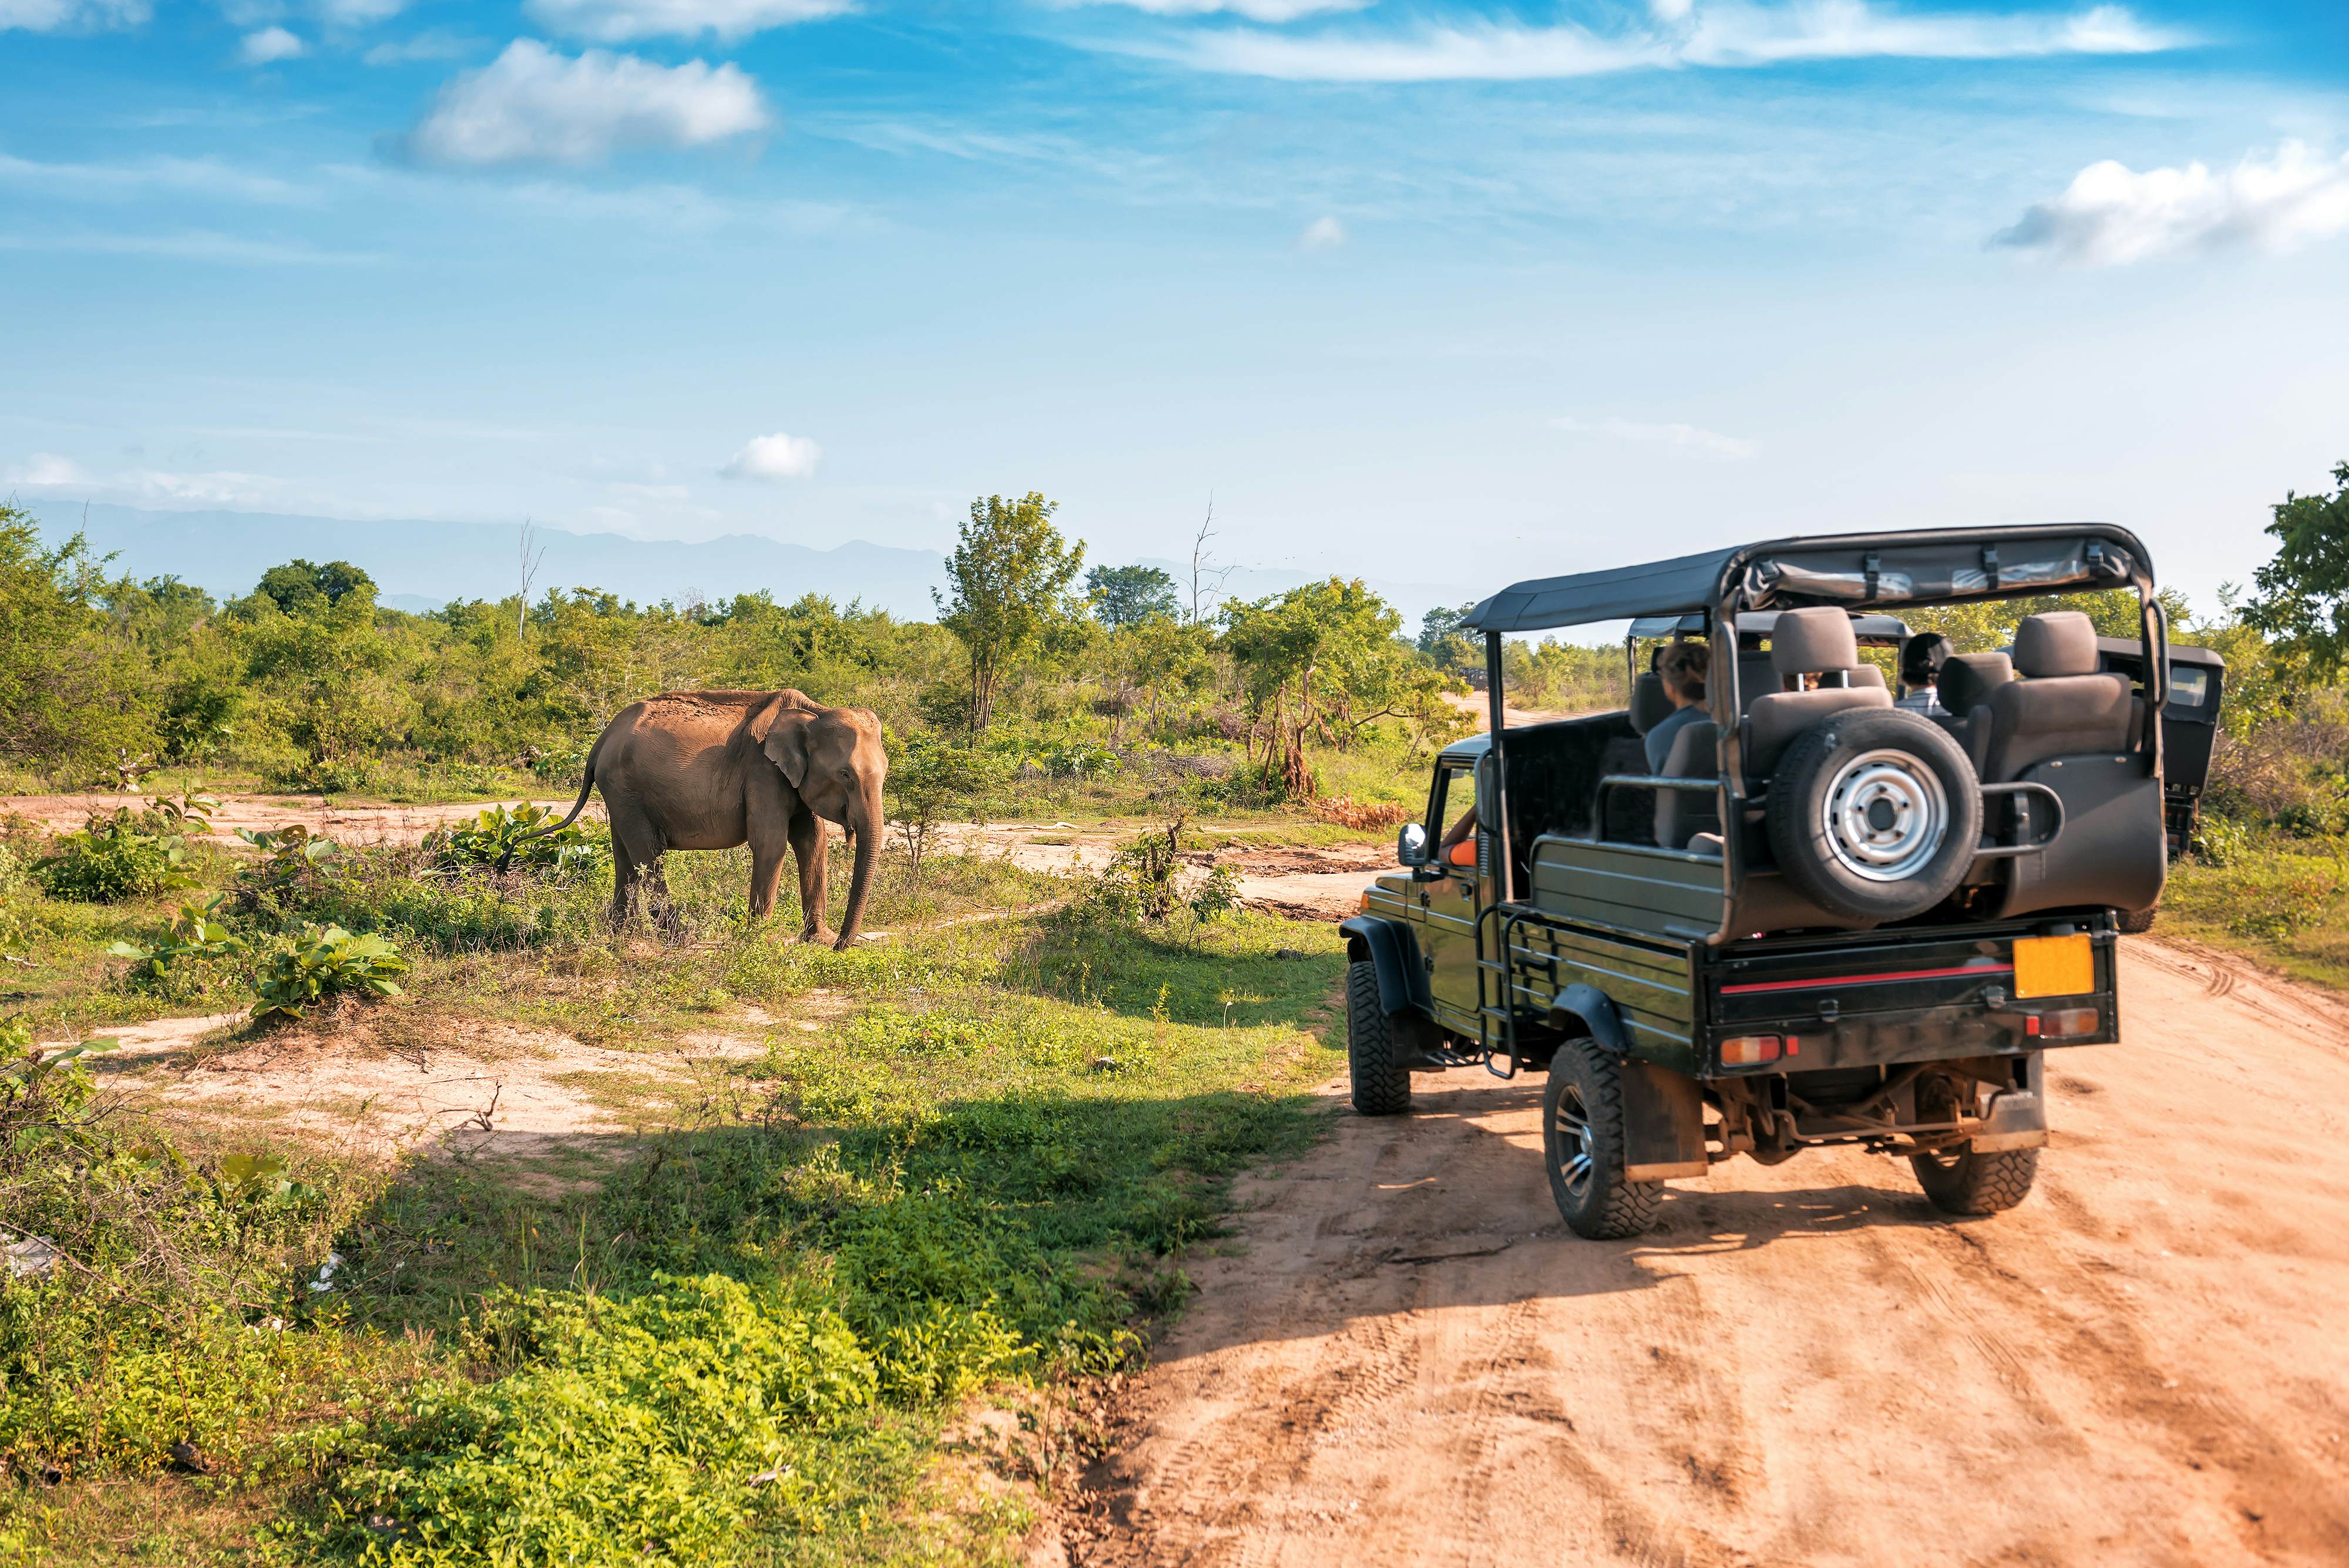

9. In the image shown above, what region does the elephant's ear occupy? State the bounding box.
[757,705,812,790]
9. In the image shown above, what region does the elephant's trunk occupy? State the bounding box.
[833,783,882,950]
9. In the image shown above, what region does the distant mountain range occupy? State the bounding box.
[23,502,1479,631]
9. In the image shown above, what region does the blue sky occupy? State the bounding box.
[4,0,2347,620]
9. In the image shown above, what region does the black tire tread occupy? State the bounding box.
[1911,1145,2039,1215]
[1545,1039,1661,1239]
[2116,906,2158,934]
[1345,960,1412,1117]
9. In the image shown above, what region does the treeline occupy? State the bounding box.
[0,495,1473,801]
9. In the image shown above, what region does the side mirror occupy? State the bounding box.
[1397,822,1429,867]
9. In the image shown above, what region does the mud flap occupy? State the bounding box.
[1971,1052,2050,1153]
[1620,1061,1708,1182]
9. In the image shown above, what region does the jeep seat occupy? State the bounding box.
[1654,718,1721,851]
[1630,671,1673,735]
[1742,608,1891,779]
[1980,613,2135,780]
[1936,651,2014,773]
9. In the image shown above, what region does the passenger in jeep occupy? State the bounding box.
[1644,641,1709,772]
[1898,632,1952,716]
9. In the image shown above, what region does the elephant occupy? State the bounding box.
[513,689,888,948]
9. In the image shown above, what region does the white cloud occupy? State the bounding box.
[1994,141,2349,265]
[523,0,849,43]
[1296,214,1345,249]
[4,453,282,505]
[1650,0,1695,21]
[1553,415,1758,460]
[9,453,89,486]
[238,25,305,62]
[1138,2,2182,82]
[0,0,148,33]
[1067,0,1365,21]
[0,152,308,204]
[405,40,772,167]
[719,432,822,482]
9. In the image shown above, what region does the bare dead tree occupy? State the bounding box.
[517,520,548,639]
[1186,496,1237,625]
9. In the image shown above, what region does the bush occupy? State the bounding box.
[321,1275,886,1565]
[107,895,248,1001]
[251,924,410,1021]
[32,809,190,902]
[425,802,605,876]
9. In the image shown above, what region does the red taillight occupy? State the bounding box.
[2040,1007,2099,1039]
[1720,1035,1782,1066]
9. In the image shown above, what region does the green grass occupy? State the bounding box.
[2162,827,2349,991]
[1,819,1348,1567]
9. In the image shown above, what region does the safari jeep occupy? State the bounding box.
[1341,525,2176,1239]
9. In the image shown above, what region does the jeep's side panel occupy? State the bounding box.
[1504,916,1701,1076]
[1527,836,1727,941]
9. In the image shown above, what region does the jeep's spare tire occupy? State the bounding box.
[1765,708,1981,923]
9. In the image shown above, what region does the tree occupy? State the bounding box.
[1222,577,1409,797]
[1086,564,1179,632]
[254,558,376,617]
[1418,600,1480,677]
[884,733,1007,880]
[2243,461,2349,675]
[0,507,144,773]
[934,492,1085,732]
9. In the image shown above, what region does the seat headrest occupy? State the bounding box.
[1770,607,1860,677]
[2013,611,2099,678]
[1939,651,2013,714]
[1630,671,1672,735]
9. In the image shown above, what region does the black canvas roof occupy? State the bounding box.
[1466,523,2154,635]
[2097,635,2224,669]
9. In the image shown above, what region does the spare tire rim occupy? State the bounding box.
[1821,748,1948,883]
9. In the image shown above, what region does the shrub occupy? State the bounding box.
[107,895,248,1001]
[1311,795,1410,830]
[32,809,190,902]
[319,1275,888,1564]
[425,802,605,876]
[251,924,410,1021]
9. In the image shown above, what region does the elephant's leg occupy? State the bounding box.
[605,800,666,932]
[789,807,833,944]
[747,816,790,921]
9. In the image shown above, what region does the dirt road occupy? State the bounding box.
[1055,937,2349,1567]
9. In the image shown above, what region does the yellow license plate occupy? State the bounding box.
[2013,934,2094,999]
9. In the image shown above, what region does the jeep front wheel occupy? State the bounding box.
[1345,960,1411,1116]
[1543,1040,1661,1239]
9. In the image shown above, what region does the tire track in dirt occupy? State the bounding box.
[1052,941,2349,1567]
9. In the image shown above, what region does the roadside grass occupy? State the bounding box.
[2161,829,2349,991]
[2,823,1348,1567]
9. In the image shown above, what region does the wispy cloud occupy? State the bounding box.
[1065,0,1365,21]
[1554,415,1758,459]
[1296,214,1345,248]
[523,0,850,43]
[403,40,772,167]
[237,25,305,64]
[0,228,371,264]
[0,152,309,204]
[1994,141,2349,265]
[1123,2,2183,82]
[361,28,477,64]
[0,0,148,34]
[720,432,822,482]
[3,452,286,506]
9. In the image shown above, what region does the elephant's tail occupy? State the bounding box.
[499,728,608,871]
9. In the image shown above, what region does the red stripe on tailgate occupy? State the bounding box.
[1719,963,2015,997]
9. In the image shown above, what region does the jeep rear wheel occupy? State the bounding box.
[1543,1040,1660,1239]
[1766,707,1983,924]
[1345,960,1411,1116]
[1910,1142,2039,1215]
